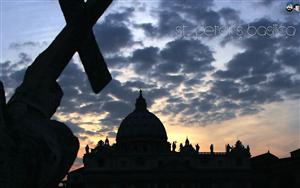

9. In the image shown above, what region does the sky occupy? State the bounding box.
[1,0,299,170]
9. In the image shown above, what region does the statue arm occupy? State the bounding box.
[24,0,113,92]
[7,0,113,118]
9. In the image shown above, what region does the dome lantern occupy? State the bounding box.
[135,89,147,111]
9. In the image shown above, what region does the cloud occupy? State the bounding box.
[0,53,32,98]
[94,8,135,53]
[3,1,300,172]
[159,39,214,74]
[105,55,130,69]
[107,131,117,138]
[277,48,300,73]
[187,18,300,123]
[70,6,299,126]
[139,0,245,39]
[54,61,171,128]
[219,7,242,25]
[121,38,215,92]
[215,19,300,103]
[131,47,160,72]
[9,41,48,50]
[100,100,132,126]
[153,18,298,124]
[94,22,133,53]
[3,0,299,131]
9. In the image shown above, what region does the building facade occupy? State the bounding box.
[66,91,299,188]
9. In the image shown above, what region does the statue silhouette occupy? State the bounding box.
[85,145,90,154]
[210,144,214,154]
[195,144,200,153]
[172,141,176,152]
[0,0,113,188]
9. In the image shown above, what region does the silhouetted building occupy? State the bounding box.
[66,91,299,188]
[251,149,300,188]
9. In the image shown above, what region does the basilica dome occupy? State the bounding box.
[116,90,168,143]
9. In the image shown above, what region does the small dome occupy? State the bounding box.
[116,90,168,143]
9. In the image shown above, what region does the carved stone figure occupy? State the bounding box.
[98,140,105,147]
[0,0,113,187]
[85,145,90,154]
[105,137,110,146]
[180,143,184,151]
[185,137,190,146]
[195,144,200,153]
[210,144,214,153]
[172,141,176,152]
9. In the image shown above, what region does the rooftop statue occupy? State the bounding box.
[0,0,113,187]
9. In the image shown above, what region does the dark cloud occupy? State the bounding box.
[124,39,215,92]
[94,22,133,53]
[105,55,130,69]
[214,19,300,105]
[57,62,98,114]
[65,121,86,135]
[131,47,160,72]
[3,1,299,130]
[158,35,298,124]
[55,62,171,127]
[160,0,220,27]
[0,49,166,130]
[155,10,192,38]
[101,100,132,125]
[215,50,280,79]
[139,0,245,39]
[189,18,300,123]
[105,8,134,24]
[10,69,26,86]
[0,53,32,98]
[138,23,157,38]
[159,39,214,74]
[123,80,156,90]
[94,8,135,53]
[63,120,106,140]
[277,48,300,73]
[219,8,241,24]
[239,107,262,116]
[107,131,117,138]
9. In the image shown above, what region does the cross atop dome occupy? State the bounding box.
[135,89,147,111]
[185,137,190,146]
